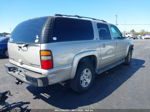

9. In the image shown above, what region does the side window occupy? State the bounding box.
[97,23,111,40]
[110,25,122,39]
[51,18,94,42]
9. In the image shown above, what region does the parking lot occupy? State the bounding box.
[0,40,150,110]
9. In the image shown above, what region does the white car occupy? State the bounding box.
[125,33,133,38]
[143,34,150,39]
[125,33,138,39]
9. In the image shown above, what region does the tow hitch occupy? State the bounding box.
[15,79,24,85]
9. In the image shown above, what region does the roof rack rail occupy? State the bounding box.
[55,14,107,23]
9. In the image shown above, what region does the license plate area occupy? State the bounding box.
[16,68,25,77]
[8,66,25,77]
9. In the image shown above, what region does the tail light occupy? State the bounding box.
[40,50,53,69]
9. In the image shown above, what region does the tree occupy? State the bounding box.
[130,29,136,34]
[140,29,145,36]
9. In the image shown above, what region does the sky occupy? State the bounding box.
[0,0,150,33]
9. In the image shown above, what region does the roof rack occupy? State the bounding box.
[55,14,107,23]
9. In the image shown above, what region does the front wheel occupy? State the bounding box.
[124,49,132,65]
[70,60,95,93]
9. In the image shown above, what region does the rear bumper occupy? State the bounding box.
[5,63,49,87]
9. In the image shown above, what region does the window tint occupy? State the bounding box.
[50,18,94,42]
[11,17,48,43]
[97,23,111,40]
[110,25,122,39]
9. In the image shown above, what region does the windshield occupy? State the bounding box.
[10,17,48,44]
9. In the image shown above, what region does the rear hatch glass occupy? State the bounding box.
[10,17,48,43]
[9,17,48,68]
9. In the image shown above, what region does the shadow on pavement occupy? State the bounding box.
[0,101,30,112]
[27,58,145,109]
[0,91,30,111]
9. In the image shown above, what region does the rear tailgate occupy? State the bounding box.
[8,17,49,70]
[8,43,41,68]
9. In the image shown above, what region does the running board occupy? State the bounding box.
[96,59,125,75]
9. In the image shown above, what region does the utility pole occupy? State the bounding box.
[9,27,12,33]
[115,15,118,26]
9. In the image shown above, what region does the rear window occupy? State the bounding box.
[49,17,94,42]
[10,17,48,43]
[97,23,111,40]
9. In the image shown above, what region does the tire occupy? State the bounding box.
[124,49,132,65]
[70,59,95,93]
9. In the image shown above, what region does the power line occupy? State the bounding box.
[118,24,150,25]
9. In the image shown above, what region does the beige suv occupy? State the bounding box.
[5,14,133,93]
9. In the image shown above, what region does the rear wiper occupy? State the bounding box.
[17,43,31,50]
[22,43,30,47]
[17,43,39,48]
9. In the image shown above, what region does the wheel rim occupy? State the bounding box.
[80,68,92,88]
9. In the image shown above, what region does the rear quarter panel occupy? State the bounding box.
[41,40,100,68]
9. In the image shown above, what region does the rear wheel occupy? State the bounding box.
[71,59,95,93]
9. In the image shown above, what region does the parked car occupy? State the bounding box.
[132,34,139,39]
[125,33,132,38]
[137,35,143,39]
[125,33,141,39]
[5,14,133,93]
[142,34,150,39]
[0,36,9,57]
[0,33,5,38]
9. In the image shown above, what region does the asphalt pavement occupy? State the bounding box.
[0,40,150,110]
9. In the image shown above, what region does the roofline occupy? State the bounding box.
[54,14,107,23]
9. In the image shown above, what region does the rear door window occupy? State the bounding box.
[10,17,48,43]
[97,23,112,40]
[50,17,94,42]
